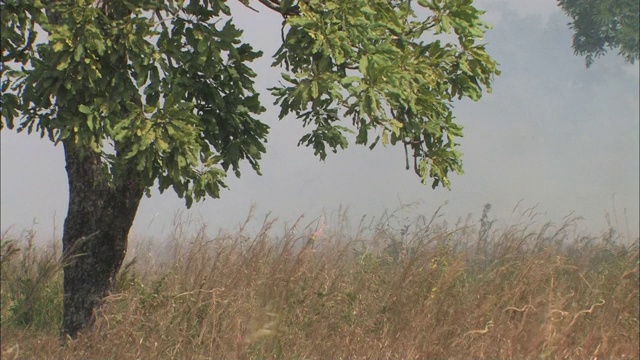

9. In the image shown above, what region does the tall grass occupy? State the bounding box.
[1,207,638,359]
[1,228,63,334]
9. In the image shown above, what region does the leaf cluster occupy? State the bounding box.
[2,0,268,207]
[558,0,639,67]
[271,0,499,187]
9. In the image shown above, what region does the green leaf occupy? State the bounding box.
[78,104,91,114]
[95,39,106,56]
[52,42,65,52]
[440,15,451,33]
[56,55,71,70]
[74,44,85,61]
[197,38,208,53]
[86,114,95,131]
[359,55,369,76]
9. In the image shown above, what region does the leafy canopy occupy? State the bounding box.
[1,0,499,206]
[558,0,639,67]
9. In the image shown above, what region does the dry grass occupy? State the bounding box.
[1,207,638,359]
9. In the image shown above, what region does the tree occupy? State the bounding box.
[557,0,639,67]
[1,0,499,338]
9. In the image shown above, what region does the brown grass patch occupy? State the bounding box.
[2,209,638,359]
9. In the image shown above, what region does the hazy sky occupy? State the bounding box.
[1,0,638,241]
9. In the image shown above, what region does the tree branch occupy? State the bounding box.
[255,0,281,13]
[241,0,301,16]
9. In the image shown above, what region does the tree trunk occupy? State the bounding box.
[61,140,144,338]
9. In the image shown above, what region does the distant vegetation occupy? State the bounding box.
[1,208,638,359]
[558,0,639,67]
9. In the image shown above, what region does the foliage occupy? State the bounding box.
[2,0,268,207]
[1,0,499,205]
[267,0,499,187]
[558,0,639,67]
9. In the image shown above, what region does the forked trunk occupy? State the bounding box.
[61,140,144,338]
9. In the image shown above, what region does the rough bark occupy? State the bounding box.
[61,140,144,338]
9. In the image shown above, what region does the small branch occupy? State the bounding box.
[248,0,301,16]
[236,0,260,12]
[255,0,281,12]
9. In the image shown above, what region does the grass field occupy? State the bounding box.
[1,207,638,359]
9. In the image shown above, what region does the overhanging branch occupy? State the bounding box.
[256,0,281,12]
[240,0,301,16]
